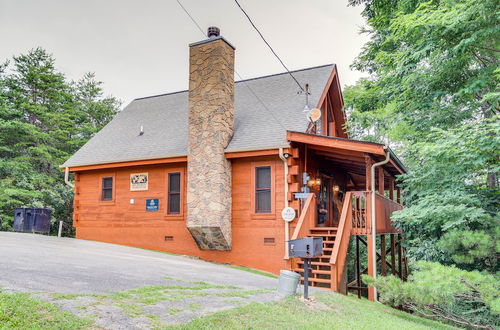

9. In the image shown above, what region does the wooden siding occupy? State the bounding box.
[73,156,289,274]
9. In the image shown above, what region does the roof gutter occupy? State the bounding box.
[64,167,74,189]
[369,148,391,302]
[279,147,290,260]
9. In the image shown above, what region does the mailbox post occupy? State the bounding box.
[288,237,323,299]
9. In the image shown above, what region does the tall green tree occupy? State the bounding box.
[0,48,120,235]
[345,0,499,270]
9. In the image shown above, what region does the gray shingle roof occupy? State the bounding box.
[62,64,334,167]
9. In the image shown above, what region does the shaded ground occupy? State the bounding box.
[0,232,280,328]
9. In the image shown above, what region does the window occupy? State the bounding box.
[101,177,113,201]
[255,166,272,213]
[167,172,181,214]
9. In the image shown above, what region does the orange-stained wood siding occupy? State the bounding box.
[73,156,289,274]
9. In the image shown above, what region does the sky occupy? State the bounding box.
[0,0,369,106]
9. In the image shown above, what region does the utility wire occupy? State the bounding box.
[175,0,205,36]
[233,0,304,92]
[175,0,287,131]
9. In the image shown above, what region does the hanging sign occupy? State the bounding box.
[146,199,159,212]
[130,173,148,191]
[281,207,296,222]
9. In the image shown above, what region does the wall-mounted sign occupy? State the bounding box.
[146,199,159,212]
[294,192,310,199]
[281,207,296,222]
[130,173,148,191]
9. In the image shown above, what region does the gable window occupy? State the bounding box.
[101,177,113,201]
[255,166,272,213]
[168,172,181,215]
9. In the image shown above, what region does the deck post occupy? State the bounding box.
[397,234,403,280]
[390,234,396,275]
[364,155,373,191]
[380,235,386,276]
[367,230,376,301]
[389,177,395,201]
[355,236,361,298]
[365,155,376,301]
[377,167,384,195]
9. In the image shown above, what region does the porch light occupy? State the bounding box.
[333,185,340,192]
[307,178,321,188]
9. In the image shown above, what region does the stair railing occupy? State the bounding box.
[290,193,316,240]
[329,191,354,293]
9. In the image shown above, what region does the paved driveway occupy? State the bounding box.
[0,232,282,328]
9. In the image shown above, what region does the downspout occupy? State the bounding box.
[279,148,290,259]
[370,148,390,301]
[64,167,74,189]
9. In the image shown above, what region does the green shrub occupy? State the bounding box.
[364,261,499,329]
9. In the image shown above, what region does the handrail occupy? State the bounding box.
[329,191,354,292]
[290,193,316,240]
[330,192,353,264]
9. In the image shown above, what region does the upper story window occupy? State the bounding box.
[168,172,181,215]
[101,177,113,201]
[255,166,272,213]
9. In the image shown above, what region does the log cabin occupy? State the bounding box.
[62,27,408,300]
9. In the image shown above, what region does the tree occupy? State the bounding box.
[364,261,500,329]
[0,48,120,235]
[392,120,499,272]
[345,0,499,271]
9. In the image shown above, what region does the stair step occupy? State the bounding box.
[323,240,335,244]
[296,260,331,266]
[311,227,338,231]
[293,268,331,275]
[300,277,332,284]
[308,233,336,238]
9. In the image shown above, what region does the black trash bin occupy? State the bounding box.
[13,208,52,234]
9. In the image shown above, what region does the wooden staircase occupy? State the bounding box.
[292,227,338,289]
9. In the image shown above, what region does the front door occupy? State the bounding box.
[317,176,332,227]
[317,174,346,227]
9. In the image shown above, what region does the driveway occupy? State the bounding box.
[0,232,282,328]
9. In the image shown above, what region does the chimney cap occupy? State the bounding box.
[207,26,220,38]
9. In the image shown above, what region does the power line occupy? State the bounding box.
[233,0,304,92]
[175,0,287,131]
[175,0,205,36]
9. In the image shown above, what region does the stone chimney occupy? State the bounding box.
[187,27,235,251]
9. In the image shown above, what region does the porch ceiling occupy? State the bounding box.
[286,131,407,185]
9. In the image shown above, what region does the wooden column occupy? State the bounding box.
[365,154,373,191]
[356,236,361,298]
[367,232,376,301]
[397,234,403,280]
[396,187,401,204]
[365,154,376,301]
[390,234,396,275]
[380,235,387,276]
[389,177,395,201]
[377,167,384,194]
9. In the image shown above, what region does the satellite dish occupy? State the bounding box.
[307,108,322,122]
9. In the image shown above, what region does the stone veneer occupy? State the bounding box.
[186,36,235,250]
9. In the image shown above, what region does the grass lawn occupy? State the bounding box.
[0,291,92,329]
[164,292,453,330]
[0,287,452,329]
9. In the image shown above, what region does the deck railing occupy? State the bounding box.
[329,191,354,292]
[330,190,403,291]
[373,192,403,234]
[351,191,369,235]
[290,193,317,240]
